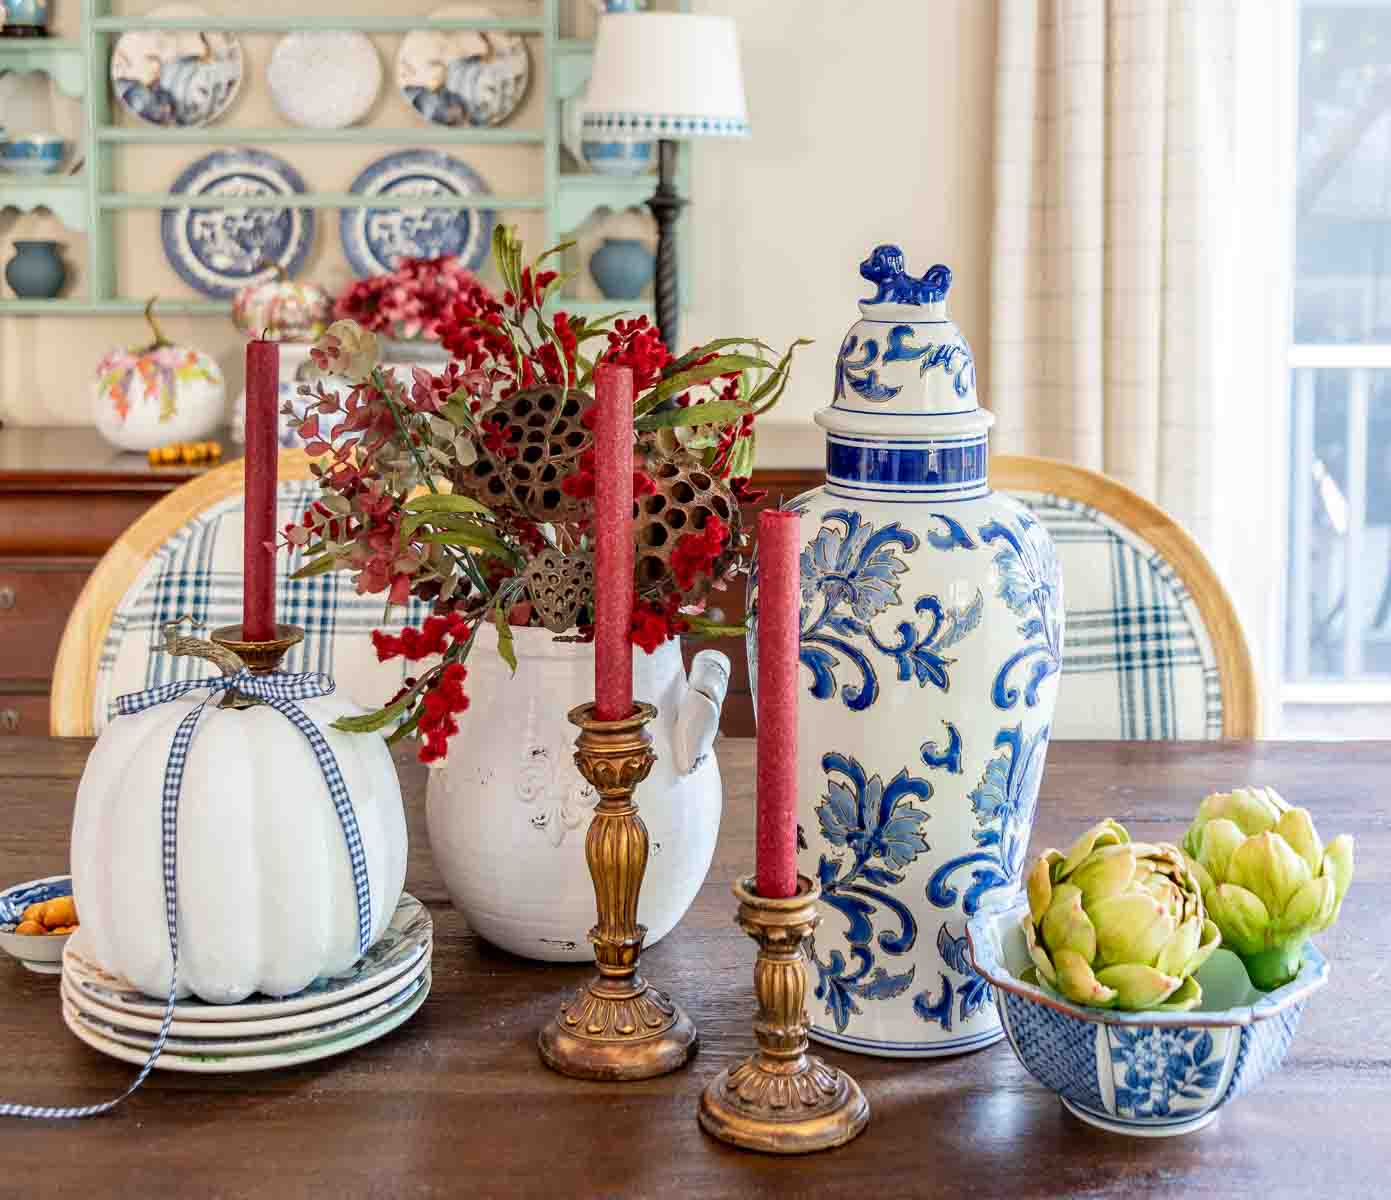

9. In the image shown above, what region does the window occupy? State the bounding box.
[1285,2,1391,719]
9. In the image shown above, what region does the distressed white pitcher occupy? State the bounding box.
[749,245,1064,1056]
[426,624,728,961]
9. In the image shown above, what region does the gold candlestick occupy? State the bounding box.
[538,701,698,1081]
[699,875,869,1154]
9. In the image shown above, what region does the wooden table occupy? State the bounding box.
[0,737,1383,1198]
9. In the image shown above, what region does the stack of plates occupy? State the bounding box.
[59,893,431,1074]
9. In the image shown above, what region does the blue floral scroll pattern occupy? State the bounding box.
[1108,1028,1225,1119]
[834,333,898,402]
[912,924,993,1030]
[798,510,982,712]
[810,752,934,1033]
[980,511,1063,711]
[881,325,976,399]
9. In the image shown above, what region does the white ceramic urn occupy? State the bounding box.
[748,245,1064,1057]
[426,625,729,962]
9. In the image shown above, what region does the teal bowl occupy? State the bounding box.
[0,134,66,176]
[965,901,1328,1137]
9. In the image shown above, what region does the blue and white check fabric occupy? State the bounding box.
[94,481,431,733]
[1013,492,1225,740]
[1,669,372,1120]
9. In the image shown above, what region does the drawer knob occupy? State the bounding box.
[0,709,18,733]
[0,586,14,611]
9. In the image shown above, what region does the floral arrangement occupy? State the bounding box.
[1022,790,1354,1008]
[333,255,495,343]
[285,227,807,762]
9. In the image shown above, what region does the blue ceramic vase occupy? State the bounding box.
[5,240,66,298]
[747,245,1064,1058]
[589,238,654,301]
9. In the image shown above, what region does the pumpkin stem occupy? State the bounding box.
[159,616,244,677]
[143,297,171,351]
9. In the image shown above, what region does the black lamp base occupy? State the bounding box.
[647,138,688,356]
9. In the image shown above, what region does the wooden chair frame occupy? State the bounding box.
[991,454,1259,738]
[51,449,315,737]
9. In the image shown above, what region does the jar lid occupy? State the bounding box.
[815,244,992,440]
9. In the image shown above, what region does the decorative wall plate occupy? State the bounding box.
[111,5,243,128]
[160,147,314,298]
[396,4,530,128]
[339,149,494,276]
[267,31,383,129]
[62,975,431,1074]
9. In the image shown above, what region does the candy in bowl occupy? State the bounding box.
[965,901,1329,1137]
[0,874,77,975]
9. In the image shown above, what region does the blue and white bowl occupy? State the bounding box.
[581,138,654,177]
[0,135,67,176]
[0,874,74,975]
[965,901,1328,1137]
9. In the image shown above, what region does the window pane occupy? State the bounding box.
[1295,5,1391,343]
[1286,366,1391,680]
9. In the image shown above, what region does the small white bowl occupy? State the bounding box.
[0,874,75,975]
[0,134,68,176]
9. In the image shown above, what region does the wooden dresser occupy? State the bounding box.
[0,426,820,739]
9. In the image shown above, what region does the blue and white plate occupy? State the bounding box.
[161,148,314,298]
[396,5,531,128]
[62,891,430,1023]
[340,149,494,276]
[110,5,244,128]
[0,874,74,975]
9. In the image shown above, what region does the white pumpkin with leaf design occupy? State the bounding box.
[93,300,225,452]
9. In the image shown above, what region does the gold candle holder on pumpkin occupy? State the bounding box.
[538,700,698,1081]
[699,874,869,1154]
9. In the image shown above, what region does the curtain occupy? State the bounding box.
[988,0,1237,548]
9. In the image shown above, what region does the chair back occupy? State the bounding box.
[993,454,1257,739]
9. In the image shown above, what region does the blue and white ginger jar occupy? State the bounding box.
[750,245,1065,1057]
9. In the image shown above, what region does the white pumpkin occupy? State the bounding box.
[70,691,408,1004]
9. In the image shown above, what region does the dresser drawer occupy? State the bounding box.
[0,562,93,681]
[0,693,49,736]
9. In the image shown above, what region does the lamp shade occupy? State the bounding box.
[581,13,750,140]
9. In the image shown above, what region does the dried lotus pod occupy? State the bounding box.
[635,448,740,590]
[523,547,595,633]
[451,385,590,522]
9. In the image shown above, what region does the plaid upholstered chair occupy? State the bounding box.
[993,455,1258,739]
[51,449,428,736]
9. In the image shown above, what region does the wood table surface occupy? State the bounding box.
[0,737,1384,1199]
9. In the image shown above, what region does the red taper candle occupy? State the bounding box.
[243,338,280,642]
[755,509,801,899]
[592,363,635,721]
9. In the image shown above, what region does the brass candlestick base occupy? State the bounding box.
[699,875,869,1154]
[538,701,698,1081]
[210,623,305,673]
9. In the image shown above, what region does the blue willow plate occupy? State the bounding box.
[63,891,430,1021]
[160,148,314,298]
[339,148,494,276]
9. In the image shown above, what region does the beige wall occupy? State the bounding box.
[1,0,996,437]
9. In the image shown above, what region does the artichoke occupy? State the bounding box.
[1023,819,1221,1011]
[1182,787,1354,991]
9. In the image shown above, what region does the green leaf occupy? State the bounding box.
[403,493,494,516]
[726,431,756,480]
[332,694,414,734]
[667,337,771,375]
[535,239,577,267]
[289,552,341,580]
[635,355,768,414]
[634,399,750,431]
[418,529,519,561]
[683,612,750,638]
[493,601,517,674]
[749,338,814,412]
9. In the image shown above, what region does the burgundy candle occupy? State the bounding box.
[592,363,635,721]
[243,338,280,643]
[755,509,801,899]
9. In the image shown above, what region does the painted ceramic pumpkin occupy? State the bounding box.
[93,301,225,452]
[70,690,408,1004]
[232,273,332,342]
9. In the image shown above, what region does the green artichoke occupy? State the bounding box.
[1182,787,1354,991]
[1023,819,1221,1011]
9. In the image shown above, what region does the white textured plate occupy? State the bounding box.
[111,5,243,128]
[62,950,429,1039]
[397,4,530,128]
[63,969,428,1056]
[63,891,430,1022]
[63,975,430,1073]
[268,31,383,129]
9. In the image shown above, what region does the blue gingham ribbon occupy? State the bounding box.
[1,669,372,1120]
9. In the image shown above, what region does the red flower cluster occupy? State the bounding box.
[371,611,473,663]
[671,515,729,590]
[598,316,673,392]
[335,256,496,342]
[417,662,469,764]
[629,596,690,654]
[560,447,657,505]
[480,415,519,459]
[502,266,558,315]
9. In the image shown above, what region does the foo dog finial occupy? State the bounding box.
[859,245,953,305]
